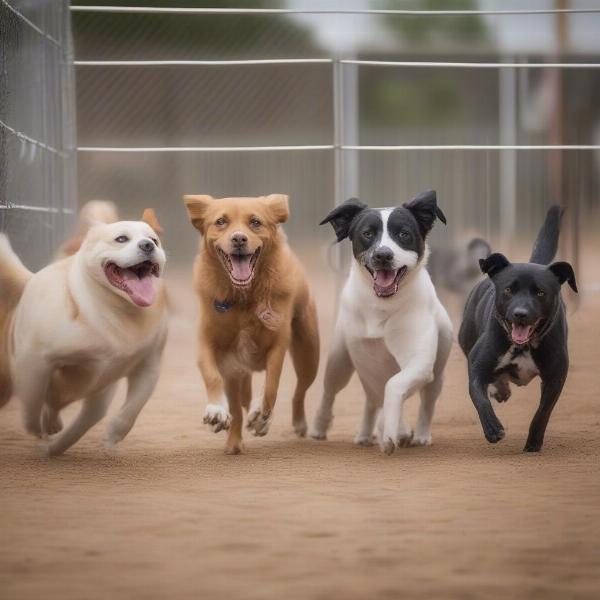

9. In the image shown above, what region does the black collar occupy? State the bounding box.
[213,299,234,313]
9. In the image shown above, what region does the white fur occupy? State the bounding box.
[311,210,453,454]
[379,209,420,272]
[6,221,167,456]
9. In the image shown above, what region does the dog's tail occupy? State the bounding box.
[0,235,32,408]
[529,206,564,265]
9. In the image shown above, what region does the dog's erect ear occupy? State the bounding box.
[264,194,289,224]
[141,208,163,236]
[479,253,510,278]
[184,195,213,231]
[548,261,578,293]
[319,198,368,242]
[404,190,446,237]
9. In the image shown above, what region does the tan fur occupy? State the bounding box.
[0,236,32,407]
[184,194,319,454]
[1,212,168,456]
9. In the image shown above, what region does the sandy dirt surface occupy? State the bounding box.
[1,269,599,600]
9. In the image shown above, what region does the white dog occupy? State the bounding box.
[311,191,453,455]
[0,211,167,456]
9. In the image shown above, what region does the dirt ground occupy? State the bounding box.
[1,266,599,600]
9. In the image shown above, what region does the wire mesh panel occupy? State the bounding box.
[69,1,600,285]
[0,0,77,271]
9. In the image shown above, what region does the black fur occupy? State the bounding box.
[459,206,577,452]
[321,190,445,266]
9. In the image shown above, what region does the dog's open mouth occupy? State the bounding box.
[509,319,541,345]
[217,247,260,287]
[369,266,408,298]
[104,260,160,307]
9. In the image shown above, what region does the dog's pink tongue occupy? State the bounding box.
[374,269,397,288]
[231,255,251,281]
[123,270,156,307]
[511,323,532,345]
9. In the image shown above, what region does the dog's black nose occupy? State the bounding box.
[512,307,530,323]
[138,239,155,254]
[231,232,248,248]
[373,246,394,264]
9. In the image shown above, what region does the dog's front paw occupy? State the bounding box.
[411,433,432,447]
[354,433,375,447]
[380,437,396,455]
[293,419,308,438]
[397,429,414,448]
[247,410,271,437]
[104,416,131,448]
[310,412,333,441]
[482,418,505,444]
[203,404,231,433]
[41,408,63,436]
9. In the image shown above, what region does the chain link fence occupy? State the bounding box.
[0,0,77,270]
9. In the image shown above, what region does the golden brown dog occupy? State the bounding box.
[184,194,319,454]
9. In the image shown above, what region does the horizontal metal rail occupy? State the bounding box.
[0,118,67,157]
[0,204,75,214]
[77,145,600,153]
[2,0,61,47]
[77,145,335,152]
[73,59,600,70]
[342,145,600,151]
[70,6,600,16]
[341,60,600,69]
[74,59,333,66]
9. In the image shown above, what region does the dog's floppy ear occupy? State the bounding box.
[548,261,578,293]
[404,190,446,237]
[319,198,368,242]
[141,208,163,236]
[184,195,213,231]
[479,253,510,278]
[264,194,289,224]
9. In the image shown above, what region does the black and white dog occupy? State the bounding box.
[459,206,577,452]
[311,191,453,455]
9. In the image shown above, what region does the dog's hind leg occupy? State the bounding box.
[310,322,354,440]
[413,326,452,446]
[224,375,246,455]
[47,384,116,456]
[15,356,51,438]
[289,298,320,437]
[524,354,568,452]
[41,405,63,436]
[413,378,442,447]
[247,333,289,437]
[354,382,380,446]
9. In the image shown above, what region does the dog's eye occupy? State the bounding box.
[151,237,159,246]
[215,217,227,227]
[504,287,512,295]
[250,218,261,228]
[363,230,373,239]
[537,289,545,297]
[399,231,410,240]
[115,235,129,243]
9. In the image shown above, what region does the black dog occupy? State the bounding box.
[459,206,577,452]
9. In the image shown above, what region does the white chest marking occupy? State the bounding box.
[494,346,539,386]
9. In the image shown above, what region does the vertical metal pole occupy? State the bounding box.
[332,57,360,279]
[499,59,517,245]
